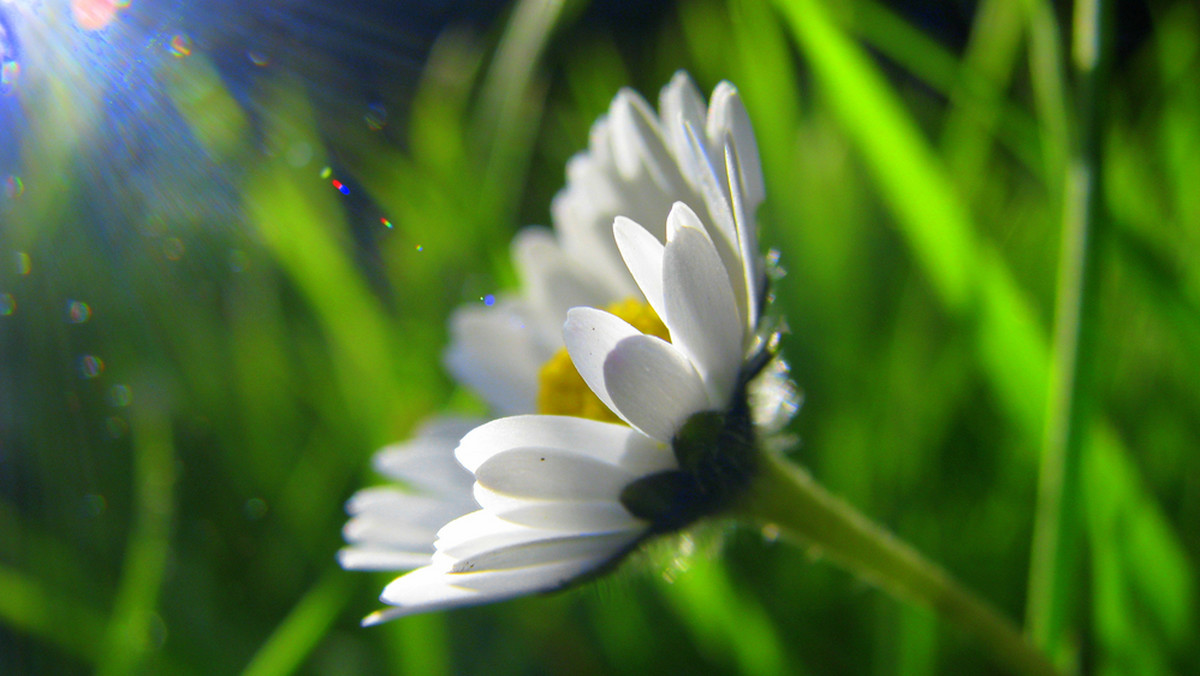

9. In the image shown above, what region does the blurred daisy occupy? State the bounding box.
[342,73,797,624]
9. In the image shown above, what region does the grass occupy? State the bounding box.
[0,0,1196,673]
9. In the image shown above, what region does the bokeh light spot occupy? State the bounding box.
[0,60,17,94]
[82,493,108,517]
[108,384,132,407]
[169,34,192,58]
[248,51,269,67]
[319,166,332,179]
[331,179,349,195]
[483,294,495,306]
[0,293,14,316]
[15,252,31,276]
[380,217,392,228]
[5,175,24,198]
[67,300,92,323]
[79,354,105,378]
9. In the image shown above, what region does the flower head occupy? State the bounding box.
[341,73,797,624]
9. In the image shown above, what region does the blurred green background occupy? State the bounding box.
[1,0,1197,673]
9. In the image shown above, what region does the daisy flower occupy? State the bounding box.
[342,73,796,623]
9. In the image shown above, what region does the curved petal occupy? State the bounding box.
[681,122,738,256]
[659,71,708,182]
[371,417,480,494]
[562,307,642,419]
[708,81,765,212]
[372,556,612,622]
[456,414,653,473]
[613,216,666,318]
[444,299,545,415]
[513,227,615,337]
[473,484,642,531]
[450,531,638,573]
[343,491,472,542]
[338,547,434,572]
[475,448,634,501]
[663,217,744,403]
[610,89,684,195]
[435,510,560,559]
[723,138,761,332]
[602,334,709,443]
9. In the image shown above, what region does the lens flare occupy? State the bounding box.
[72,0,122,32]
[168,34,192,58]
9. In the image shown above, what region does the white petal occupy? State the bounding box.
[602,334,709,442]
[708,81,765,212]
[473,484,642,531]
[371,417,480,493]
[435,509,637,565]
[455,414,661,473]
[444,299,546,415]
[663,217,744,403]
[723,138,761,332]
[682,122,738,255]
[345,488,472,521]
[513,227,614,338]
[613,216,666,319]
[373,557,612,620]
[342,513,440,550]
[435,510,556,559]
[659,71,708,181]
[475,448,634,501]
[562,307,642,419]
[610,89,683,194]
[450,531,638,573]
[338,547,433,572]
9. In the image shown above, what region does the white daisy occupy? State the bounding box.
[343,73,794,624]
[445,70,768,410]
[373,197,780,620]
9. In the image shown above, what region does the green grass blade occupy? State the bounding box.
[1025,0,1109,659]
[0,563,107,665]
[241,569,354,676]
[771,0,976,312]
[97,401,177,676]
[661,556,789,676]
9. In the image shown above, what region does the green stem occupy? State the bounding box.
[1025,0,1108,659]
[738,453,1060,676]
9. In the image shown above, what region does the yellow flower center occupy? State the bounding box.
[537,298,670,422]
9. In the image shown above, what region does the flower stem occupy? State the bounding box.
[737,453,1060,676]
